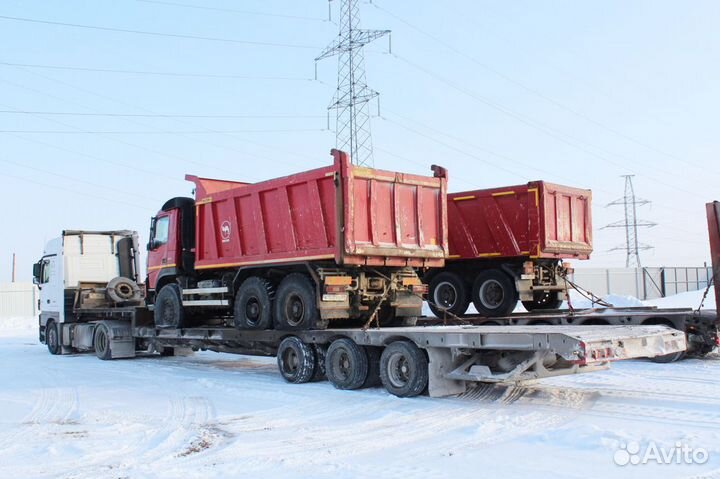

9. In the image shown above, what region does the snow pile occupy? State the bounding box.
[0,316,36,337]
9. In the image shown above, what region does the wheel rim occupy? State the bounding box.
[335,351,351,380]
[161,296,176,325]
[479,279,504,309]
[433,281,457,309]
[535,292,552,305]
[284,293,305,327]
[281,347,299,375]
[117,283,133,299]
[245,296,261,326]
[387,352,411,388]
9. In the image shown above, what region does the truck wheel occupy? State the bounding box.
[234,277,274,330]
[326,338,369,390]
[651,351,686,363]
[471,270,518,317]
[106,276,142,303]
[380,341,428,398]
[522,292,563,311]
[154,284,184,329]
[277,336,316,384]
[428,272,469,318]
[94,324,112,360]
[46,321,61,355]
[274,274,322,330]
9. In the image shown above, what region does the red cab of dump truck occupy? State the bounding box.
[426,181,592,318]
[146,149,448,331]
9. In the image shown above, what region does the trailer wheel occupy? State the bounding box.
[274,274,323,330]
[277,336,316,384]
[46,321,61,355]
[522,292,563,311]
[94,324,112,360]
[326,338,369,390]
[154,284,184,329]
[234,277,274,330]
[471,270,518,317]
[651,351,686,363]
[380,341,428,398]
[428,272,470,318]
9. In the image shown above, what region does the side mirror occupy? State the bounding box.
[32,261,42,284]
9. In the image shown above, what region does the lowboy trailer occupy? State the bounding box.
[41,307,686,398]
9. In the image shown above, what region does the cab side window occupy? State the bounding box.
[41,259,52,284]
[154,216,170,247]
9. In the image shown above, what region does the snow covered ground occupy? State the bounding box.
[0,292,718,479]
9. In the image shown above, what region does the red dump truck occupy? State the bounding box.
[147,149,448,330]
[426,181,592,317]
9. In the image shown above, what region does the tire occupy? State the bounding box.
[94,324,112,360]
[471,270,518,317]
[234,277,274,330]
[651,351,686,363]
[106,276,142,303]
[154,284,184,329]
[522,291,563,311]
[274,274,324,330]
[428,272,469,318]
[326,338,369,390]
[363,346,382,388]
[46,321,61,355]
[380,341,428,398]
[276,336,316,384]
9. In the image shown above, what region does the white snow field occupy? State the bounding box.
[0,292,718,479]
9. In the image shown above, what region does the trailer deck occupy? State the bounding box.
[52,307,687,398]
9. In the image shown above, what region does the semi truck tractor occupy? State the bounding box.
[146,149,448,331]
[426,181,592,317]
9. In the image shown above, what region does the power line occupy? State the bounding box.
[0,129,326,134]
[390,53,713,201]
[0,110,324,119]
[0,14,319,49]
[136,0,327,22]
[373,2,718,177]
[0,61,317,81]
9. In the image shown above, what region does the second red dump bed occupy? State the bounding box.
[187,149,448,270]
[447,181,592,260]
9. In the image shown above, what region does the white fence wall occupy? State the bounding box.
[570,267,713,300]
[0,282,38,319]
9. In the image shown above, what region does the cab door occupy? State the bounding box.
[146,211,179,290]
[37,254,63,320]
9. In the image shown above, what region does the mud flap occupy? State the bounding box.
[425,347,466,398]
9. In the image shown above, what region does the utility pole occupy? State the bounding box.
[11,253,16,282]
[603,175,656,267]
[316,0,390,167]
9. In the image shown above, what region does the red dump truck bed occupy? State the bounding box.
[447,181,592,260]
[187,149,448,270]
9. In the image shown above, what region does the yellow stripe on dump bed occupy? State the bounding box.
[452,195,476,202]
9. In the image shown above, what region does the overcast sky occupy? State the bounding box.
[1,0,718,281]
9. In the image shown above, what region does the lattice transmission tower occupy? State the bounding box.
[603,175,656,267]
[315,0,390,166]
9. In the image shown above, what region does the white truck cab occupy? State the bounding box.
[33,230,142,351]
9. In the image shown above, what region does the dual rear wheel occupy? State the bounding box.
[429,270,519,318]
[276,336,429,398]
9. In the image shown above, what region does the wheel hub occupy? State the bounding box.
[479,279,504,309]
[434,281,457,309]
